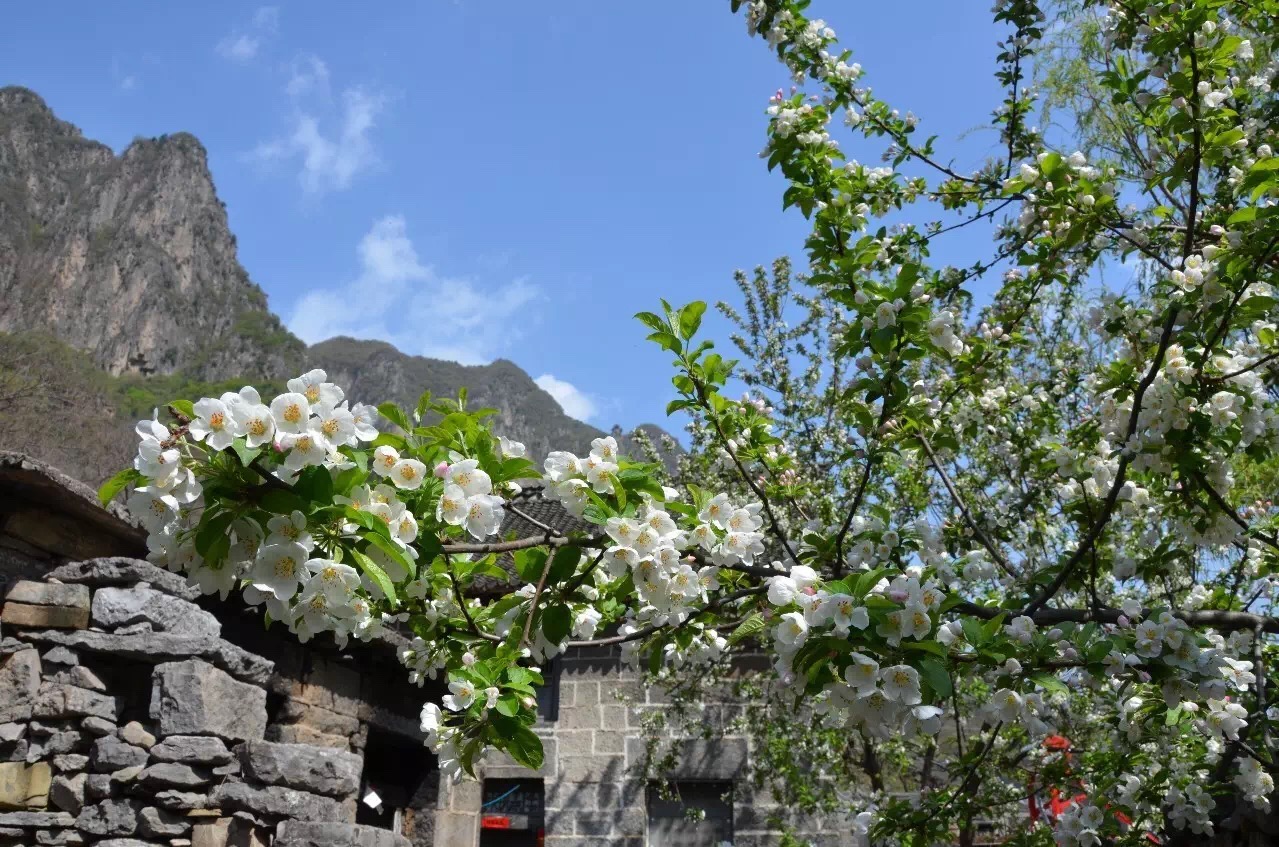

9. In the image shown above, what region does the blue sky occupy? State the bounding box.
[2,2,1007,432]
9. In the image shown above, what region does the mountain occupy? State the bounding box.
[0,87,680,484]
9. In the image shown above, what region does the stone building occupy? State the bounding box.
[1,453,854,847]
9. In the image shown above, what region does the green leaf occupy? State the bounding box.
[676,301,707,340]
[293,466,334,505]
[514,549,549,583]
[377,402,412,433]
[494,717,543,770]
[495,695,521,717]
[168,399,195,421]
[546,546,580,585]
[195,511,237,558]
[634,311,667,333]
[646,331,682,354]
[261,489,308,516]
[231,438,260,468]
[1030,672,1068,697]
[918,657,953,698]
[365,532,416,580]
[541,605,571,643]
[728,613,765,645]
[351,548,397,605]
[98,468,143,506]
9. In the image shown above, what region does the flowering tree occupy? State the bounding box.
[101,0,1279,843]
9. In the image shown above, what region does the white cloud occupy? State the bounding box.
[251,88,386,194]
[216,6,279,63]
[288,216,540,366]
[285,54,330,99]
[535,374,599,422]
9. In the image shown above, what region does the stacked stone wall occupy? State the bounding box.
[0,558,415,847]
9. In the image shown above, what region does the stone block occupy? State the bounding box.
[266,723,350,750]
[432,811,477,847]
[61,665,107,692]
[81,716,117,736]
[0,761,51,809]
[46,558,202,602]
[85,774,111,800]
[51,753,87,771]
[625,737,748,780]
[149,660,266,742]
[554,730,593,758]
[92,587,220,639]
[0,648,40,722]
[273,820,412,847]
[77,798,141,836]
[0,723,25,742]
[558,704,601,730]
[118,721,156,749]
[278,701,361,737]
[139,763,212,789]
[599,704,626,730]
[150,735,233,765]
[1,602,89,630]
[0,810,75,828]
[50,773,86,815]
[238,741,362,799]
[5,582,89,609]
[211,782,344,822]
[34,829,85,846]
[557,755,623,783]
[152,791,209,811]
[90,736,149,772]
[22,631,273,687]
[191,818,231,847]
[593,730,624,755]
[139,805,191,837]
[291,662,362,717]
[33,683,120,721]
[89,840,160,847]
[41,647,78,667]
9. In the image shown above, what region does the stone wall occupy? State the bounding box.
[0,558,417,847]
[437,646,858,847]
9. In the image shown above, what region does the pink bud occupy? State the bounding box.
[888,589,909,603]
[1117,615,1130,628]
[434,462,449,479]
[803,586,817,596]
[1138,671,1150,683]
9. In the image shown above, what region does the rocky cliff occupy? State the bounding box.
[0,87,304,380]
[0,87,679,482]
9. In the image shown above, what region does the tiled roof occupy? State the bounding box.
[470,483,593,595]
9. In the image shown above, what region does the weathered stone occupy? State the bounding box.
[211,761,240,777]
[32,683,120,721]
[23,724,82,762]
[0,761,51,810]
[47,559,202,602]
[116,622,153,635]
[77,798,141,836]
[51,753,88,771]
[81,715,117,736]
[238,741,361,799]
[152,791,209,811]
[92,588,220,639]
[139,806,191,837]
[277,702,360,737]
[5,581,89,610]
[139,764,211,789]
[0,723,25,742]
[0,602,89,629]
[266,724,350,750]
[118,721,156,749]
[21,631,274,686]
[0,648,40,722]
[91,736,149,772]
[41,647,78,666]
[34,829,85,846]
[211,782,343,822]
[109,765,145,786]
[190,819,230,847]
[92,840,161,847]
[62,665,107,692]
[50,773,86,815]
[150,660,266,742]
[85,774,111,800]
[273,821,412,847]
[0,810,75,827]
[150,735,233,765]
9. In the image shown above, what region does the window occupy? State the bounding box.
[535,657,561,722]
[355,727,434,835]
[480,778,545,847]
[647,781,733,847]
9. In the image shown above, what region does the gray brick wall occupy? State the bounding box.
[436,646,860,847]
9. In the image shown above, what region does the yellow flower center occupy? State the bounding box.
[322,566,338,582]
[305,386,320,403]
[322,418,340,437]
[284,404,302,423]
[209,411,225,430]
[248,419,267,437]
[275,556,296,578]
